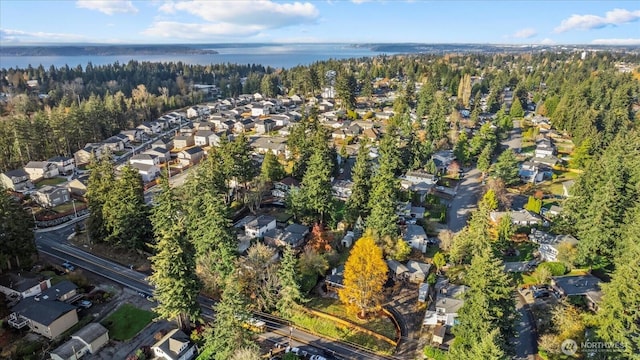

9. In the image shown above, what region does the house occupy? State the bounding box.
[153,138,174,151]
[362,128,380,141]
[332,180,353,200]
[39,280,79,302]
[419,283,430,303]
[33,185,71,208]
[177,147,205,166]
[434,297,463,326]
[431,324,446,345]
[67,178,88,197]
[173,135,195,149]
[119,129,144,142]
[137,121,162,135]
[251,136,289,157]
[255,119,276,134]
[545,205,563,217]
[263,223,309,248]
[74,143,104,165]
[272,177,300,199]
[178,123,195,137]
[217,120,236,131]
[142,148,170,163]
[519,162,544,183]
[48,156,76,175]
[8,297,78,339]
[325,265,345,292]
[251,103,269,117]
[552,274,603,311]
[234,119,255,133]
[130,154,159,166]
[0,272,51,299]
[101,136,125,152]
[207,130,234,147]
[432,150,456,172]
[24,161,59,181]
[530,230,579,262]
[341,231,355,248]
[194,130,215,146]
[490,209,542,226]
[152,328,197,360]
[130,163,161,183]
[407,260,431,283]
[50,323,109,360]
[0,168,32,191]
[187,106,209,119]
[562,180,575,197]
[386,260,409,280]
[403,225,428,253]
[535,137,556,158]
[245,215,277,239]
[402,170,438,187]
[269,114,291,127]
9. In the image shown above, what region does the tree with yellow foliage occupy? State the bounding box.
[338,235,388,318]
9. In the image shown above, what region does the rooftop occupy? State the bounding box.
[12,297,76,326]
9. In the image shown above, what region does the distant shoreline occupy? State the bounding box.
[0,45,218,56]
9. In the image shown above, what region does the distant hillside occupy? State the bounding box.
[0,45,218,56]
[353,43,640,54]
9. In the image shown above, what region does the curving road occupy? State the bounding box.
[34,222,396,360]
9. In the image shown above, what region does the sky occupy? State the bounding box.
[0,0,639,45]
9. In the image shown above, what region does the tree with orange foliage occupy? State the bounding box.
[338,235,387,318]
[305,223,333,254]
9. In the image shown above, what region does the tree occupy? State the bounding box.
[306,223,333,254]
[532,265,552,285]
[335,72,356,110]
[433,252,446,274]
[556,241,578,270]
[478,189,498,212]
[102,165,151,250]
[199,273,255,360]
[492,149,519,185]
[486,178,511,210]
[345,143,372,224]
[148,179,201,332]
[231,347,261,360]
[297,132,334,223]
[238,243,280,312]
[447,160,461,179]
[509,97,524,118]
[386,236,411,262]
[495,214,513,253]
[524,196,542,214]
[260,151,284,182]
[0,190,36,269]
[477,144,492,176]
[277,246,304,317]
[86,153,115,241]
[367,168,400,240]
[339,235,387,318]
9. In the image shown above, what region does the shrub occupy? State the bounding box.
[539,262,567,276]
[423,345,447,360]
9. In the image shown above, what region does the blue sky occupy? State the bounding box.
[1,1,639,45]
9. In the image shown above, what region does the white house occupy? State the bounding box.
[245,215,277,239]
[24,161,59,181]
[0,168,33,191]
[50,323,109,360]
[0,272,51,299]
[129,154,159,167]
[130,163,161,183]
[47,156,76,175]
[152,328,196,360]
[403,225,428,253]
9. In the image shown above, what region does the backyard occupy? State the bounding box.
[34,177,67,188]
[503,241,537,262]
[101,304,156,341]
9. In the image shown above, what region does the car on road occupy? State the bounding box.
[78,300,92,309]
[310,355,327,360]
[62,261,75,272]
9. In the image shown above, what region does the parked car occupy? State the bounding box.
[310,356,327,360]
[78,300,92,309]
[62,261,75,272]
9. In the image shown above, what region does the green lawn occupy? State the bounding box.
[35,177,66,188]
[306,298,397,340]
[504,242,537,262]
[39,270,66,285]
[510,272,538,286]
[51,201,84,214]
[101,304,156,341]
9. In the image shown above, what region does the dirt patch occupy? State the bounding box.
[69,231,152,273]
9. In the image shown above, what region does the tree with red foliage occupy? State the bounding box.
[306,223,333,254]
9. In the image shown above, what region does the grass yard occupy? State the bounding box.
[306,298,397,340]
[35,177,67,188]
[504,242,537,262]
[510,272,538,286]
[101,304,156,341]
[39,270,66,285]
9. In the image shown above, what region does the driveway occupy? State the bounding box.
[512,292,537,360]
[502,120,522,153]
[447,167,483,232]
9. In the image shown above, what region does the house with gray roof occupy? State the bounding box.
[0,272,51,300]
[152,328,196,360]
[33,185,71,208]
[48,156,76,175]
[403,225,428,253]
[9,297,78,338]
[245,215,276,239]
[24,161,59,181]
[0,168,32,191]
[50,323,109,360]
[552,274,603,311]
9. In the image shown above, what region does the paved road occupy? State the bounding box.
[34,223,395,360]
[512,293,537,360]
[446,167,483,232]
[503,119,522,153]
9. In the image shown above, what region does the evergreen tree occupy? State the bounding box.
[260,151,284,182]
[454,131,470,165]
[86,153,115,241]
[148,178,201,331]
[509,97,525,118]
[345,143,372,224]
[367,167,400,240]
[478,189,498,212]
[495,214,513,253]
[477,144,492,176]
[199,273,255,360]
[335,71,356,110]
[102,165,151,250]
[0,190,36,269]
[277,245,304,318]
[338,234,387,318]
[492,149,519,185]
[297,132,334,223]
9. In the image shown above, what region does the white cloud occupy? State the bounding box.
[513,28,537,39]
[0,28,87,42]
[555,8,640,33]
[149,0,319,39]
[76,0,138,15]
[539,38,555,45]
[591,38,640,45]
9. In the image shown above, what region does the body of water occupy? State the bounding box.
[0,43,393,70]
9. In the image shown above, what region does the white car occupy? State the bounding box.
[310,356,327,360]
